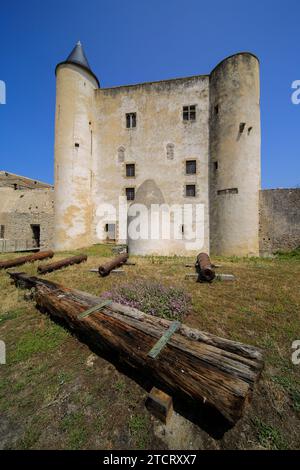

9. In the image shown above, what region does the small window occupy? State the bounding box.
[166,143,174,160]
[183,105,196,121]
[75,143,80,148]
[214,104,219,115]
[0,225,5,238]
[126,187,135,201]
[186,160,196,175]
[126,164,135,177]
[214,161,218,170]
[118,146,125,162]
[217,188,238,195]
[186,184,196,197]
[105,223,116,240]
[126,113,137,129]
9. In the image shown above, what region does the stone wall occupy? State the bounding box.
[0,188,54,252]
[259,189,300,255]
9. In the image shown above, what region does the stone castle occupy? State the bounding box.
[3,43,299,257]
[54,42,261,256]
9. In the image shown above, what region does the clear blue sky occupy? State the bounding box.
[0,0,299,188]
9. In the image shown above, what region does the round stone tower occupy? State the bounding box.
[209,53,261,256]
[54,41,99,250]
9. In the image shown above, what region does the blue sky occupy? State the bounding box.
[0,0,299,188]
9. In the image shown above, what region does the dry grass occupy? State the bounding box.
[0,245,299,449]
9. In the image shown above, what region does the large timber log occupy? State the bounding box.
[38,254,87,274]
[98,253,128,277]
[0,250,54,270]
[196,253,215,282]
[8,272,264,424]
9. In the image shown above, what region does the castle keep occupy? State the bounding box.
[54,42,261,256]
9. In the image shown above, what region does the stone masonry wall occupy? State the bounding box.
[0,188,54,252]
[259,189,300,255]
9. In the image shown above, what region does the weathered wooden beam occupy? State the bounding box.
[38,254,87,274]
[0,250,54,270]
[9,273,264,424]
[98,253,128,277]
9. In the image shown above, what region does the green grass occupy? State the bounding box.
[129,414,150,450]
[10,320,69,363]
[275,247,300,260]
[253,417,288,450]
[0,245,300,450]
[60,412,88,450]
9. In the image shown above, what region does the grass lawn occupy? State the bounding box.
[0,245,299,450]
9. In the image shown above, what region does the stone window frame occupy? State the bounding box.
[183,104,197,122]
[185,184,197,198]
[185,159,197,175]
[125,163,136,178]
[126,112,137,129]
[125,186,136,201]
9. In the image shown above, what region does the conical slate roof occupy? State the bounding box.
[66,41,91,70]
[55,41,100,87]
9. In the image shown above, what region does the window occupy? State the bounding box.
[105,223,116,240]
[75,143,80,148]
[186,184,196,197]
[126,164,135,177]
[214,161,218,170]
[30,224,40,248]
[126,113,136,128]
[166,143,174,160]
[214,104,219,115]
[186,160,196,175]
[126,187,135,201]
[0,225,5,238]
[217,188,238,195]
[183,105,196,121]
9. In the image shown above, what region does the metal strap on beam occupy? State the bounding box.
[77,300,112,319]
[148,321,181,359]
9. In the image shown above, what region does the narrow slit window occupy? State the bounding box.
[126,164,135,177]
[0,225,5,238]
[126,113,137,129]
[186,160,196,175]
[126,187,135,201]
[183,105,196,121]
[186,184,196,197]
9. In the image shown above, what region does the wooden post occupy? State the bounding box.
[146,387,173,424]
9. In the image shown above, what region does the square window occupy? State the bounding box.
[186,184,196,197]
[186,160,196,174]
[183,105,196,121]
[126,163,135,177]
[126,187,135,201]
[126,113,137,128]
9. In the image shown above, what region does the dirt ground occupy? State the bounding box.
[0,245,299,450]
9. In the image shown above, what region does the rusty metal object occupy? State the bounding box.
[0,250,54,270]
[38,254,87,274]
[98,253,128,277]
[196,252,216,282]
